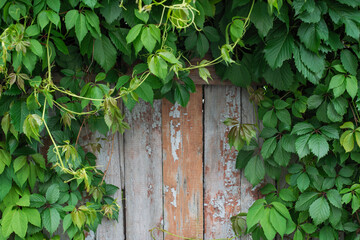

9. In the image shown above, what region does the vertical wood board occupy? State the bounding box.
[162,86,204,239]
[124,100,163,240]
[94,131,125,240]
[203,86,242,239]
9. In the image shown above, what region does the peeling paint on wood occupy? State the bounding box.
[204,86,242,239]
[94,131,125,240]
[163,86,203,240]
[124,100,163,240]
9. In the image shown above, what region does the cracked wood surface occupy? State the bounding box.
[162,86,204,239]
[86,85,258,239]
[124,100,163,240]
[204,86,242,239]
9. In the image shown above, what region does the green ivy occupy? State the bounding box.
[225,0,360,239]
[2,0,360,239]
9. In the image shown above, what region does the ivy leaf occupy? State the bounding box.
[14,156,26,173]
[1,208,14,238]
[134,82,154,103]
[261,137,277,159]
[84,11,101,36]
[30,194,46,208]
[99,0,122,24]
[196,33,209,58]
[341,131,354,152]
[65,10,79,30]
[341,49,358,75]
[346,75,358,99]
[0,149,11,167]
[293,229,303,240]
[12,209,28,238]
[308,134,329,158]
[126,24,143,44]
[251,1,273,37]
[46,0,60,12]
[42,208,60,235]
[300,223,317,234]
[141,27,156,52]
[244,156,265,186]
[83,0,97,9]
[260,208,277,240]
[264,25,294,69]
[22,208,41,227]
[37,11,49,30]
[295,134,311,158]
[46,184,60,204]
[0,174,11,201]
[297,172,310,192]
[262,109,277,128]
[246,199,266,229]
[10,101,29,133]
[63,214,72,232]
[94,36,117,72]
[263,62,294,90]
[75,13,88,44]
[29,39,43,58]
[327,189,342,208]
[276,109,291,126]
[319,125,339,139]
[292,122,314,135]
[148,55,168,80]
[309,197,330,225]
[298,21,328,52]
[174,84,190,107]
[46,10,60,27]
[109,29,131,56]
[269,208,286,237]
[230,19,244,39]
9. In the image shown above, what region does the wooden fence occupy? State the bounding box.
[89,83,260,240]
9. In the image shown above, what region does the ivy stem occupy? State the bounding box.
[42,99,65,169]
[349,101,358,127]
[352,101,360,124]
[356,211,360,225]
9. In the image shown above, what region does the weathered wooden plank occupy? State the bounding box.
[240,88,261,240]
[162,86,203,240]
[124,100,163,240]
[94,131,125,240]
[203,85,242,239]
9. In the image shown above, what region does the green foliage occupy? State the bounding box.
[2,0,360,239]
[222,0,360,239]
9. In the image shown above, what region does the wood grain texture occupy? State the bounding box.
[124,100,163,240]
[203,86,242,239]
[94,131,125,240]
[162,86,203,240]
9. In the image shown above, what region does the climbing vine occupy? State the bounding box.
[0,0,248,239]
[1,0,360,239]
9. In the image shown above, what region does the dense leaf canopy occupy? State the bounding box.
[1,0,360,239]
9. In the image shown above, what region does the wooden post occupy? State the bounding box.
[124,100,163,240]
[162,86,204,239]
[203,85,242,239]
